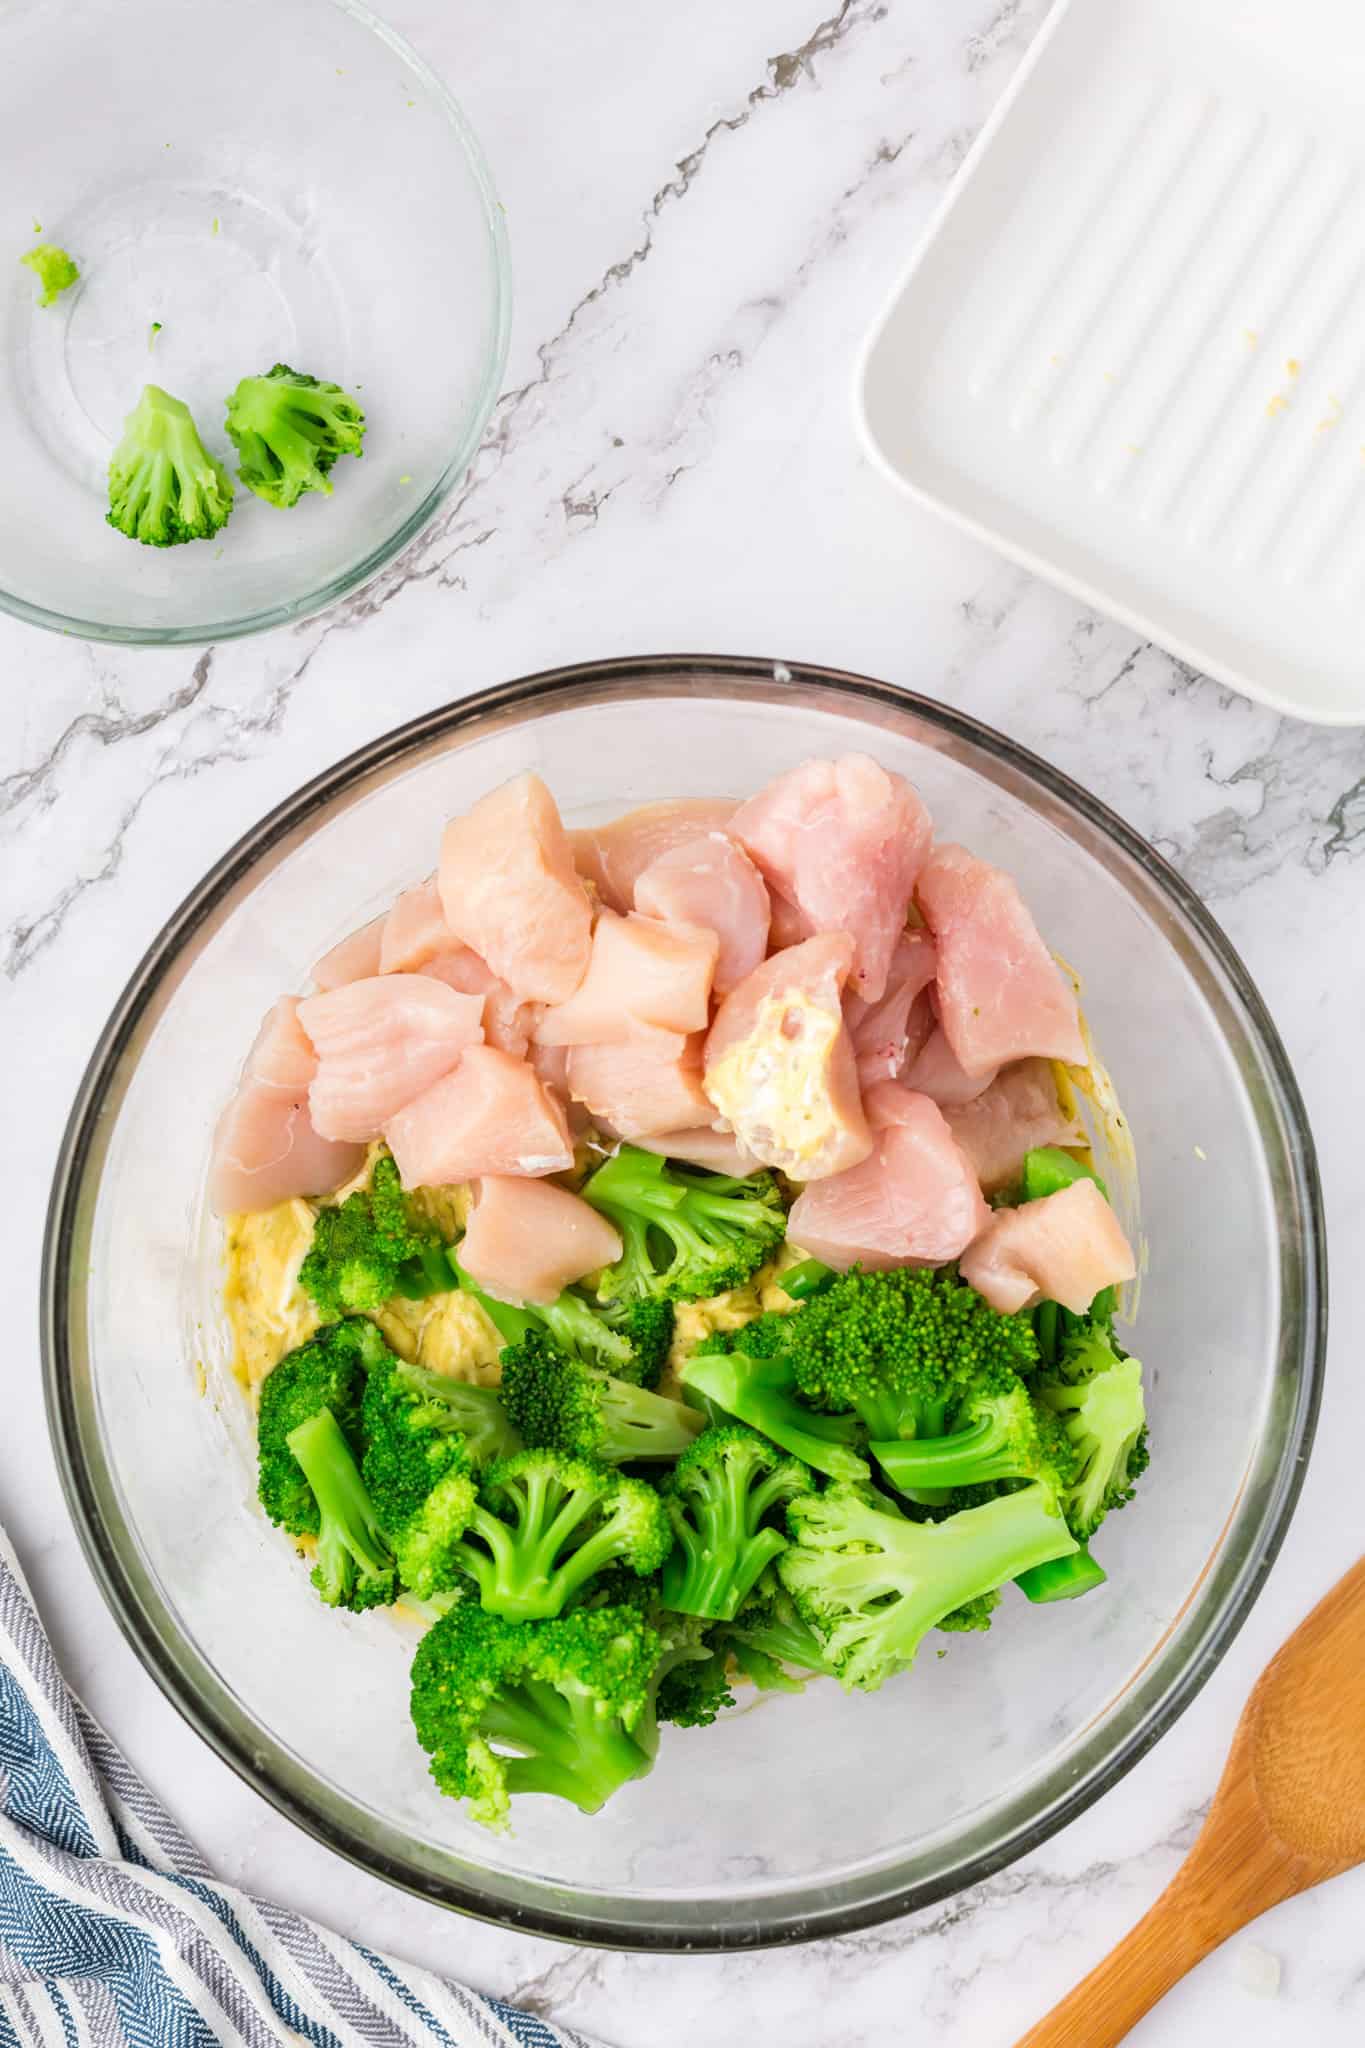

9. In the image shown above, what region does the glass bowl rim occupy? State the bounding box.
[0,0,513,647]
[41,654,1327,1950]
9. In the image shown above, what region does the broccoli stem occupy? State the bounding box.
[1021,1147,1107,1203]
[286,1408,394,1607]
[679,1350,869,1484]
[871,1413,1025,1494]
[1015,1548,1107,1603]
[779,1258,837,1301]
[484,1681,647,1812]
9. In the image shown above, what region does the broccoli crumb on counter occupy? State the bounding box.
[20,242,79,306]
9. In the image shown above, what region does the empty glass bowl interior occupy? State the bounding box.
[0,0,510,641]
[45,661,1323,1947]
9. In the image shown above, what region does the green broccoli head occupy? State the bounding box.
[677,1344,869,1485]
[21,243,79,306]
[717,1574,834,1691]
[257,1318,390,1533]
[600,1295,676,1389]
[778,1483,1077,1692]
[301,1151,447,1316]
[784,1266,1040,1442]
[107,385,234,546]
[870,1378,1077,1502]
[456,1265,674,1387]
[498,1329,704,1465]
[411,1599,660,1828]
[1037,1347,1148,1541]
[225,362,365,507]
[284,1407,397,1612]
[659,1424,814,1621]
[654,1641,735,1728]
[448,1447,673,1621]
[582,1146,788,1304]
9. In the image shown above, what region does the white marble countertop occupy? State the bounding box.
[3,0,1362,2040]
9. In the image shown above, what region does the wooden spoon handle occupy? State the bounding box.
[1015,1843,1295,2048]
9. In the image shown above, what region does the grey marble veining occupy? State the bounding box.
[3,2,1362,2042]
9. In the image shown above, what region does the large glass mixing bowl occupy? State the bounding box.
[42,659,1324,1949]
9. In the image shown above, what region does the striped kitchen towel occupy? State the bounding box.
[0,1528,597,2048]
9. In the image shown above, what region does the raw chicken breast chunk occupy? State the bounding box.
[567,1033,713,1138]
[385,1045,573,1188]
[311,916,385,992]
[787,1084,988,1271]
[634,833,770,995]
[916,844,1085,1077]
[459,1176,623,1305]
[379,877,452,974]
[731,754,932,1002]
[536,912,718,1045]
[960,1178,1135,1315]
[943,1059,1084,1195]
[844,929,937,1087]
[209,998,364,1214]
[571,798,737,913]
[704,934,871,1180]
[298,975,484,1142]
[439,772,592,1004]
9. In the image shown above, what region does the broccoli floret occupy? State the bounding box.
[654,1642,735,1728]
[256,1317,390,1533]
[778,1484,1077,1692]
[870,1379,1075,1499]
[783,1266,1040,1443]
[411,1599,659,1827]
[1037,1342,1148,1541]
[457,1265,674,1387]
[678,1344,869,1485]
[444,1448,672,1620]
[499,1329,704,1464]
[361,1349,521,1597]
[582,1146,787,1304]
[716,1576,834,1692]
[285,1408,397,1611]
[659,1424,814,1621]
[21,243,79,306]
[106,385,234,546]
[225,362,365,507]
[301,1151,449,1316]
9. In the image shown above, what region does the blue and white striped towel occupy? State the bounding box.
[0,1528,598,2048]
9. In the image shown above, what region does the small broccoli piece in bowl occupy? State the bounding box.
[21,243,79,306]
[301,1150,450,1316]
[447,1448,672,1620]
[411,1599,660,1828]
[285,1408,398,1611]
[659,1424,814,1621]
[1036,1327,1148,1542]
[225,362,365,506]
[581,1145,788,1304]
[678,1331,869,1486]
[499,1329,704,1464]
[256,1317,389,1533]
[456,1263,674,1387]
[107,385,234,546]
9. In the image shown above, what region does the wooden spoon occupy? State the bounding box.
[1017,1556,1365,2047]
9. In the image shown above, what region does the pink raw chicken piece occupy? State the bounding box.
[311,917,384,992]
[379,877,452,975]
[960,1177,1135,1315]
[730,754,932,1002]
[385,1044,573,1188]
[536,911,719,1046]
[916,843,1085,1077]
[766,893,812,953]
[439,772,592,1005]
[633,832,770,995]
[298,975,484,1142]
[208,999,364,1214]
[421,946,539,1059]
[787,1084,989,1272]
[903,1024,998,1107]
[943,1058,1084,1195]
[844,930,938,1087]
[459,1176,623,1306]
[633,1127,763,1175]
[567,1033,714,1138]
[571,799,738,914]
[703,933,872,1180]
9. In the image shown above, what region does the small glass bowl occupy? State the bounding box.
[43,659,1325,1949]
[0,0,510,643]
